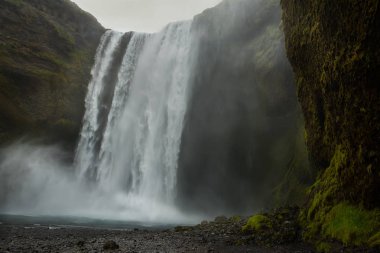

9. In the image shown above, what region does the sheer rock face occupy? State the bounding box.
[281,0,380,239]
[177,0,311,215]
[0,0,104,149]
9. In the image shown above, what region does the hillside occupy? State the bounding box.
[0,0,104,150]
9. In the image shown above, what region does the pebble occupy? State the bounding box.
[0,216,316,253]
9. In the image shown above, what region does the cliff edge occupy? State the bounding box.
[0,0,104,149]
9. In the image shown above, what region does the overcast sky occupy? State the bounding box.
[71,0,222,33]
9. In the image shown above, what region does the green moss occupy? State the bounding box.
[369,232,380,248]
[242,214,271,232]
[0,0,104,147]
[303,201,380,247]
[301,145,380,247]
[282,0,380,249]
[305,145,346,222]
[316,242,332,253]
[230,215,242,223]
[50,21,75,46]
[322,203,380,246]
[36,51,68,68]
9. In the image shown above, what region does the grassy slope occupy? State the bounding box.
[0,0,104,149]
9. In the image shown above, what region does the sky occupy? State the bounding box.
[71,0,222,33]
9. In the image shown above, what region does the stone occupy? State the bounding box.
[103,240,119,250]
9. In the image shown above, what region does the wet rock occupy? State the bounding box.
[241,206,302,246]
[201,220,209,226]
[0,212,321,253]
[214,216,228,223]
[103,240,119,250]
[174,226,192,232]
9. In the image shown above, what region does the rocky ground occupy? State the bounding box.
[0,207,376,253]
[0,207,316,253]
[0,224,314,253]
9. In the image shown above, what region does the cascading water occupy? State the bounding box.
[0,0,302,222]
[75,21,194,214]
[75,30,125,179]
[0,21,198,224]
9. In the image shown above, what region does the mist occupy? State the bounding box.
[177,0,309,216]
[0,0,309,223]
[0,141,196,224]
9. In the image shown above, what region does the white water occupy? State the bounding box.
[75,30,124,178]
[0,22,198,224]
[76,21,194,207]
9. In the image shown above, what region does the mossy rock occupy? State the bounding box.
[229,215,242,223]
[241,207,302,246]
[322,203,380,246]
[316,242,332,253]
[242,214,272,232]
[282,0,380,249]
[369,232,380,248]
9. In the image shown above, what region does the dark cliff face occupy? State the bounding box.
[177,0,311,216]
[282,0,380,247]
[0,0,105,150]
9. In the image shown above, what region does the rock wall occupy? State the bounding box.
[177,0,311,216]
[0,0,104,150]
[281,0,380,247]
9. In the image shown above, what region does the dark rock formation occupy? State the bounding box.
[177,0,312,215]
[0,0,104,150]
[281,0,380,248]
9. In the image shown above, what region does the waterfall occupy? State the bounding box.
[0,0,299,221]
[75,21,194,208]
[0,22,198,223]
[75,30,125,179]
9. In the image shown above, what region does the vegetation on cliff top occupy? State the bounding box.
[0,0,104,149]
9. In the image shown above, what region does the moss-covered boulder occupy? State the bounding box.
[281,0,380,248]
[242,214,272,232]
[241,207,302,246]
[0,0,104,150]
